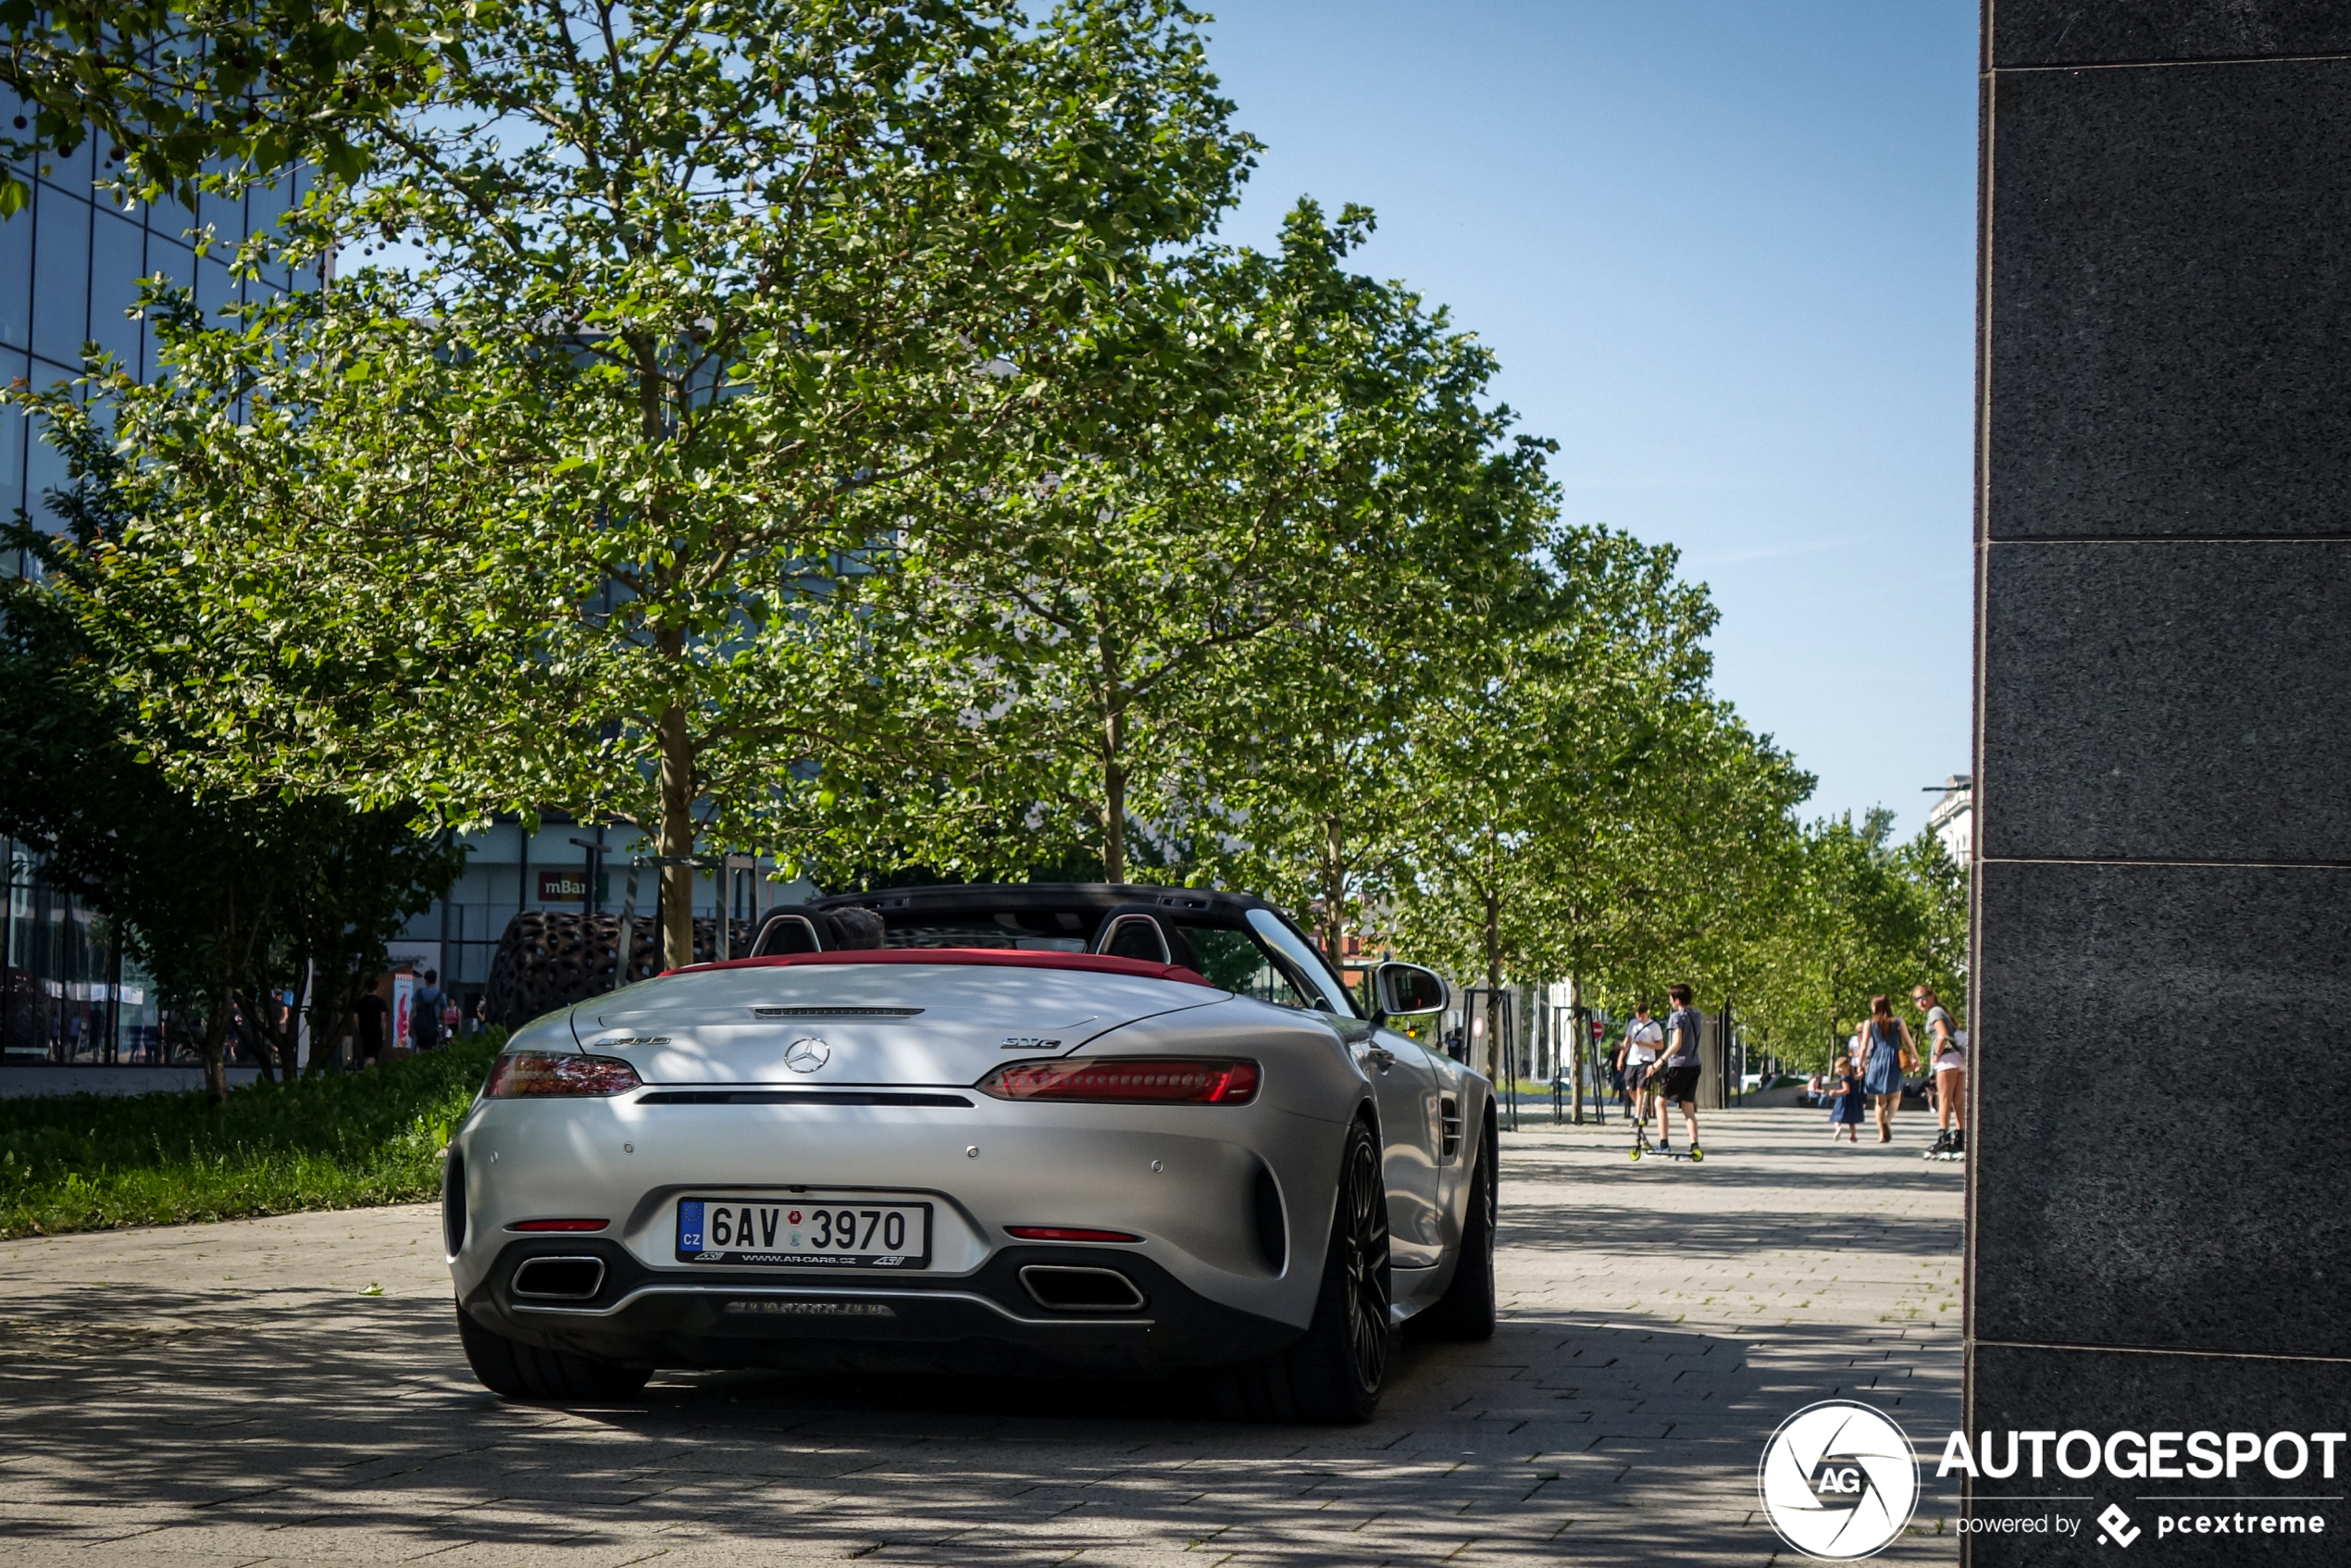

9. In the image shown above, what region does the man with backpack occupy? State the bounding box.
[412,970,446,1052]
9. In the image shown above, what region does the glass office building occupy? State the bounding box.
[1,86,321,1064]
[390,820,806,1009]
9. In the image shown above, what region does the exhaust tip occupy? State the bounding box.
[511,1255,607,1300]
[1018,1264,1147,1313]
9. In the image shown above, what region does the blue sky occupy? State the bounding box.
[1201,1,1977,837]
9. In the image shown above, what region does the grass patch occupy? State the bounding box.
[0,1035,501,1238]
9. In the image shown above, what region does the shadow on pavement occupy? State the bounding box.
[0,1287,1959,1565]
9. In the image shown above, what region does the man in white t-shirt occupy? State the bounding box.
[1622,1004,1665,1132]
[1913,987,1964,1155]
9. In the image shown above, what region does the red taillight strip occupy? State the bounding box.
[1005,1226,1142,1243]
[483,1052,644,1099]
[509,1219,610,1232]
[976,1057,1261,1104]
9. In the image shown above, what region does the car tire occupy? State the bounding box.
[1416,1113,1497,1341]
[1211,1117,1389,1425]
[455,1305,652,1402]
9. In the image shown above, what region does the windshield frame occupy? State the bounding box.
[1244,908,1359,1020]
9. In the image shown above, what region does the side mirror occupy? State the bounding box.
[1373,962,1448,1025]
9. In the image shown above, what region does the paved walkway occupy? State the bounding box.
[0,1108,1963,1565]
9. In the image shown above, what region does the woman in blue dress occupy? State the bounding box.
[1860,994,1918,1145]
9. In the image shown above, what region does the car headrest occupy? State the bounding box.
[752,906,888,955]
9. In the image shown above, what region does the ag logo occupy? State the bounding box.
[784,1037,831,1073]
[1758,1400,1919,1559]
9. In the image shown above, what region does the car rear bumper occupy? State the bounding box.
[460,1236,1305,1377]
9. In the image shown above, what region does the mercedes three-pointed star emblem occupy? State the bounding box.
[785,1037,831,1073]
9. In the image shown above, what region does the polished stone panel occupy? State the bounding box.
[1992,2,2351,68]
[1968,1342,2351,1567]
[1972,860,2351,1359]
[1986,59,2351,539]
[1978,540,2351,863]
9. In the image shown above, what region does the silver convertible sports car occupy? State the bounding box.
[444,883,1496,1422]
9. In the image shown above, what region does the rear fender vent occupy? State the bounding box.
[1439,1095,1463,1163]
[442,1154,466,1256]
[1017,1265,1147,1313]
[511,1255,607,1301]
[1251,1163,1287,1275]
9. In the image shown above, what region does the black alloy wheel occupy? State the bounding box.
[1210,1117,1390,1424]
[1340,1129,1392,1392]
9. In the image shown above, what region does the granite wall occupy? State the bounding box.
[1972,4,2351,1562]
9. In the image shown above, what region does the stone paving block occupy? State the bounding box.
[0,1111,1959,1565]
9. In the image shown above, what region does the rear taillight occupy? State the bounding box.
[977,1058,1260,1104]
[483,1052,643,1099]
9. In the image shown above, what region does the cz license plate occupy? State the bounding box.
[676,1197,931,1268]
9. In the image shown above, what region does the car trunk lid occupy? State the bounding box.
[565,956,1226,1087]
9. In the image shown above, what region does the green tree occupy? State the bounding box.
[1732,812,1967,1072]
[0,417,462,1099]
[1383,529,1728,1080]
[0,0,438,215]
[1190,223,1558,967]
[21,0,1254,970]
[856,202,1539,889]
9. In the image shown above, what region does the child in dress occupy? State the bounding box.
[1830,1053,1866,1143]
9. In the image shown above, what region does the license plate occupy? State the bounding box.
[675,1197,931,1269]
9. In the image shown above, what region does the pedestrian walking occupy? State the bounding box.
[1621,1004,1664,1133]
[1656,984,1704,1156]
[1914,986,1964,1156]
[355,983,389,1068]
[1859,995,1916,1144]
[413,970,446,1052]
[1830,1052,1866,1141]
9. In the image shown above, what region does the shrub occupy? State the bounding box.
[0,1035,501,1238]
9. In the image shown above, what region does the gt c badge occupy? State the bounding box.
[1000,1037,1063,1051]
[785,1038,831,1073]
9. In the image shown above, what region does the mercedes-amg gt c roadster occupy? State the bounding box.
[444,884,1495,1422]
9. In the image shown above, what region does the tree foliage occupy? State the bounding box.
[0,417,461,1101]
[1726,811,1968,1072]
[2,0,1965,1073]
[15,0,1255,968]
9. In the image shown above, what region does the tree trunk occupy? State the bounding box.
[200,986,231,1105]
[1482,890,1503,1086]
[1101,705,1127,886]
[657,696,696,972]
[1567,972,1585,1125]
[1320,816,1348,976]
[303,945,357,1077]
